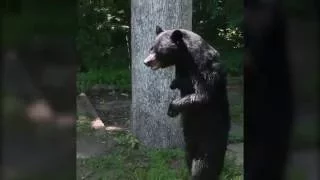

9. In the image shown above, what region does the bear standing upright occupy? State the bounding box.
[144,26,231,180]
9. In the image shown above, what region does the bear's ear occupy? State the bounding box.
[156,26,164,35]
[171,30,183,43]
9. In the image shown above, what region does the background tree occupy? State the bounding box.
[131,0,192,148]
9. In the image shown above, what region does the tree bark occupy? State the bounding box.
[131,0,192,148]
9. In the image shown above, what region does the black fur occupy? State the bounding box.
[145,26,231,180]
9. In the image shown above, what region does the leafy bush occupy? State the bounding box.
[77,0,130,70]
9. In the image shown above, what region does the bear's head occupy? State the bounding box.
[143,26,184,70]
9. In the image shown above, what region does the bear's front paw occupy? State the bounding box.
[167,103,179,117]
[169,79,178,90]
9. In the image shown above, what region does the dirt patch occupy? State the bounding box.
[85,82,243,129]
[87,88,131,129]
[77,134,116,159]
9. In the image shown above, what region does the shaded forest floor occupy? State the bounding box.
[76,77,243,180]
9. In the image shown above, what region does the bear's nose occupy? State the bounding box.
[143,59,150,66]
[143,54,155,66]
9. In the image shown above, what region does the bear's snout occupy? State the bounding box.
[143,53,160,70]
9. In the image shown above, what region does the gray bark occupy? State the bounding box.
[131,0,192,148]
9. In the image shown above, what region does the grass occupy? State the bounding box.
[77,149,243,180]
[77,115,95,135]
[77,67,131,93]
[221,49,243,77]
[77,148,189,180]
[230,104,243,124]
[76,117,243,180]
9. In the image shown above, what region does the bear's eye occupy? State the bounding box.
[150,47,154,51]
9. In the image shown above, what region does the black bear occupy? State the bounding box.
[143,26,231,180]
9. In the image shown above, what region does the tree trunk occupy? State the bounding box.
[131,0,192,148]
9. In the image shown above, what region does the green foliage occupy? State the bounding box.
[193,0,244,50]
[221,153,243,179]
[114,132,140,149]
[76,115,94,134]
[193,0,243,76]
[77,0,130,70]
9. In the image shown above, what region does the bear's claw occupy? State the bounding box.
[167,103,179,117]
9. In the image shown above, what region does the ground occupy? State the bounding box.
[76,76,243,180]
